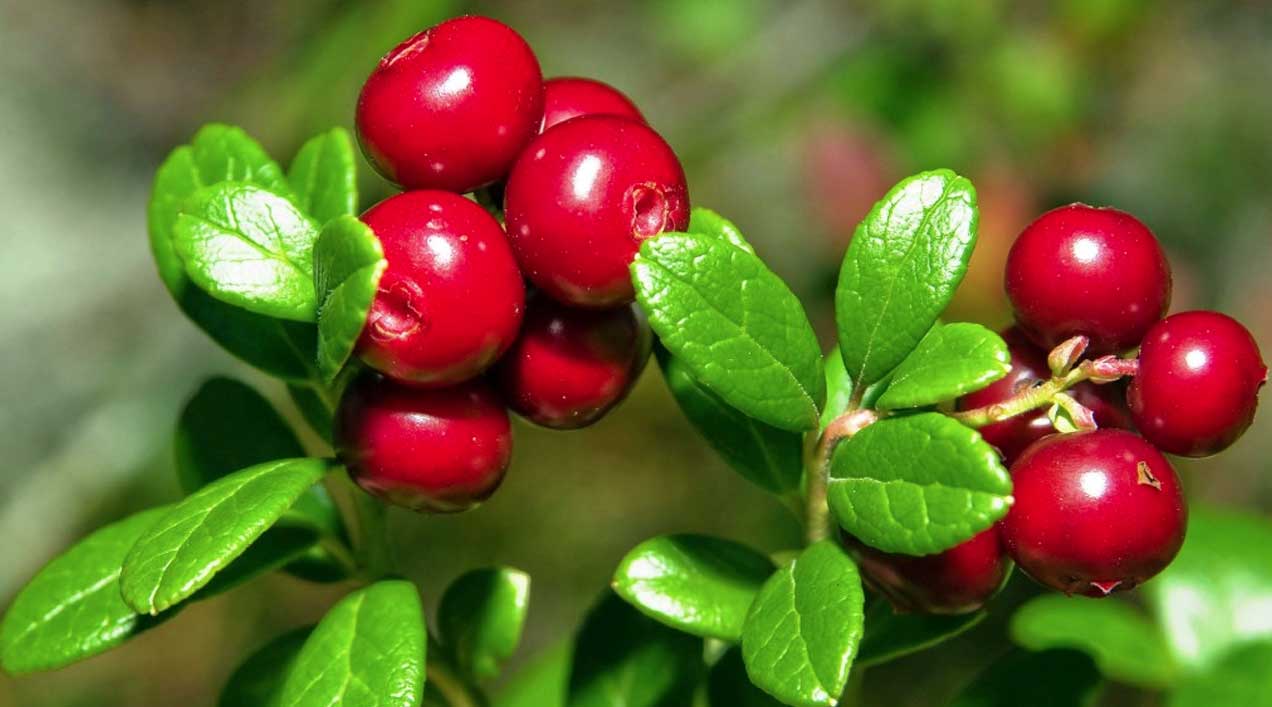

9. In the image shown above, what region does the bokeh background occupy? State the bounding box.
[2,0,1271,704]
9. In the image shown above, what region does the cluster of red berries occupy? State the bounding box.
[335,16,685,513]
[847,204,1266,612]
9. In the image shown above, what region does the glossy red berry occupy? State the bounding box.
[335,373,512,513]
[841,529,1011,615]
[540,77,645,132]
[496,296,651,429]
[1001,429,1186,597]
[356,16,544,192]
[357,191,525,386]
[1128,311,1266,457]
[1005,204,1171,354]
[504,115,690,307]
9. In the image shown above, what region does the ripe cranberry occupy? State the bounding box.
[503,116,690,307]
[1128,311,1267,457]
[1000,429,1187,597]
[357,191,524,386]
[496,296,651,429]
[356,16,543,192]
[841,528,1011,615]
[1005,204,1171,354]
[335,373,512,513]
[541,77,645,132]
[958,327,1133,466]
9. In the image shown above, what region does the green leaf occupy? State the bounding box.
[0,507,169,674]
[438,567,531,681]
[120,458,329,615]
[1168,642,1272,707]
[687,207,755,253]
[950,648,1101,707]
[567,592,702,707]
[313,216,387,382]
[856,600,986,668]
[280,580,426,707]
[656,347,802,494]
[835,170,979,389]
[741,540,864,707]
[613,534,776,641]
[708,647,784,707]
[288,127,358,225]
[219,626,313,707]
[174,182,320,322]
[820,347,891,429]
[875,323,1010,409]
[828,413,1012,555]
[633,233,824,431]
[1011,595,1177,688]
[288,383,335,443]
[1144,507,1272,672]
[194,525,322,600]
[496,640,570,707]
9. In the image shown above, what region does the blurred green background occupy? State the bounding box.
[2,0,1271,704]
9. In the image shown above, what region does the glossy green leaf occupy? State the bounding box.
[195,525,322,600]
[280,580,426,707]
[438,567,531,681]
[613,534,776,641]
[828,413,1012,555]
[496,640,570,707]
[567,592,702,707]
[709,647,784,707]
[288,383,335,443]
[1168,642,1272,707]
[657,347,802,494]
[174,182,320,322]
[835,170,978,389]
[0,507,169,674]
[219,626,313,707]
[1011,595,1177,688]
[820,347,854,429]
[313,216,387,382]
[288,127,358,225]
[856,600,986,668]
[741,540,864,707]
[875,323,1009,409]
[687,207,754,253]
[951,648,1101,707]
[634,233,825,431]
[120,458,329,615]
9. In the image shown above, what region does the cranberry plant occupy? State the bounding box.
[3,13,1271,707]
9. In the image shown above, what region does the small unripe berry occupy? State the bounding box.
[1128,311,1266,457]
[1005,204,1171,354]
[1000,429,1187,597]
[841,529,1011,615]
[357,191,524,386]
[356,16,544,192]
[335,373,512,513]
[541,77,645,133]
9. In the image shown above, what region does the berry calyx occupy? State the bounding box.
[541,77,645,133]
[357,191,525,386]
[1005,204,1171,354]
[1128,311,1267,457]
[841,529,1011,615]
[496,296,651,429]
[356,16,544,192]
[335,373,513,513]
[503,115,690,307]
[1000,429,1187,597]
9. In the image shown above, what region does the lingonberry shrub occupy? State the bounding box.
[2,14,1266,707]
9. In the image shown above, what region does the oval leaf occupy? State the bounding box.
[709,647,784,707]
[856,600,986,669]
[313,216,386,382]
[835,170,978,389]
[288,127,358,225]
[219,626,313,707]
[1168,641,1272,707]
[828,413,1012,555]
[496,640,571,707]
[687,207,755,253]
[280,580,426,707]
[634,233,825,431]
[438,566,531,681]
[613,534,776,641]
[120,458,329,615]
[875,323,1010,409]
[741,540,865,707]
[950,648,1101,707]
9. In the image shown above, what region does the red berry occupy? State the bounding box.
[335,373,512,513]
[1128,311,1267,457]
[1000,429,1187,597]
[841,529,1011,615]
[356,16,543,192]
[1005,204,1171,354]
[541,77,645,133]
[496,296,651,429]
[504,116,690,307]
[357,191,525,386]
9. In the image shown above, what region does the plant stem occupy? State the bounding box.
[350,488,395,580]
[803,409,880,545]
[428,660,487,707]
[950,355,1138,429]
